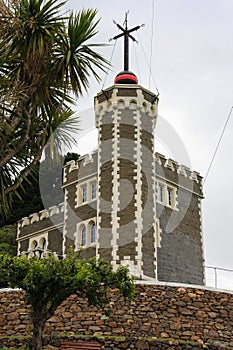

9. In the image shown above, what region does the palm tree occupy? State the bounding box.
[0,0,108,218]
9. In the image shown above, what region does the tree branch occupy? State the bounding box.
[0,108,32,170]
[5,146,43,194]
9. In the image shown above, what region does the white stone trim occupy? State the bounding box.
[75,217,97,250]
[110,107,120,268]
[95,111,103,261]
[134,280,233,294]
[28,232,48,258]
[62,188,69,258]
[156,219,162,249]
[198,198,206,285]
[156,174,203,198]
[75,177,97,208]
[62,172,98,189]
[156,180,178,210]
[133,107,143,277]
[18,203,64,228]
[16,223,64,242]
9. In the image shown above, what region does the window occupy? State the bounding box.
[32,240,38,249]
[82,185,87,203]
[158,183,164,203]
[167,187,173,207]
[81,226,87,246]
[90,223,96,243]
[77,179,97,206]
[156,181,177,209]
[76,220,97,250]
[91,182,97,200]
[41,238,47,250]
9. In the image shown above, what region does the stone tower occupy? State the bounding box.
[95,83,158,279]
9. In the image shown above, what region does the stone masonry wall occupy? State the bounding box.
[0,284,233,349]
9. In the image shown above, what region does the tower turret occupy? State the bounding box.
[95,83,158,278]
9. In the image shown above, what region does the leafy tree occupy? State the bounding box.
[0,253,134,350]
[1,152,80,227]
[0,0,108,218]
[0,225,17,255]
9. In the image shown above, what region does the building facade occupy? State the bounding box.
[17,78,205,285]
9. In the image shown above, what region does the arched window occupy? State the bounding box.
[32,240,38,249]
[90,223,96,243]
[40,238,46,251]
[81,226,86,246]
[30,240,38,258]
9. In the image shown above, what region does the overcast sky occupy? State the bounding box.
[64,0,233,286]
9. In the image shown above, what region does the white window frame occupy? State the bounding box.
[156,181,177,209]
[76,178,97,207]
[76,218,97,250]
[28,232,48,258]
[81,184,87,203]
[91,181,97,200]
[158,183,165,203]
[90,222,96,244]
[81,226,87,246]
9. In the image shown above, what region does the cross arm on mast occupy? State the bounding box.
[110,13,143,72]
[127,25,142,34]
[112,32,125,40]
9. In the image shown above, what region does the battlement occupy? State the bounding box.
[94,85,158,129]
[155,152,202,186]
[63,149,98,186]
[18,202,64,228]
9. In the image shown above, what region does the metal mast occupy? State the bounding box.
[111,12,143,71]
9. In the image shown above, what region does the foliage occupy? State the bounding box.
[0,225,17,255]
[0,253,134,350]
[0,156,77,227]
[1,152,80,227]
[64,152,80,164]
[0,0,108,218]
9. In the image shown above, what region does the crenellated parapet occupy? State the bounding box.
[155,152,203,197]
[17,202,65,244]
[94,84,158,130]
[63,149,98,187]
[18,202,64,229]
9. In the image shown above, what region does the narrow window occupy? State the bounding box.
[81,226,86,246]
[167,187,173,207]
[91,182,97,200]
[158,184,164,203]
[82,185,87,203]
[90,223,96,243]
[32,241,38,249]
[41,238,46,250]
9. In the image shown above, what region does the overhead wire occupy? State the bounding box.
[132,41,141,83]
[101,40,117,90]
[149,0,155,89]
[168,105,233,281]
[203,105,233,185]
[137,30,159,95]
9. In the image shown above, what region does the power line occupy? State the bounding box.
[149,0,155,89]
[167,106,233,282]
[101,41,117,90]
[136,30,159,95]
[203,105,233,185]
[133,41,141,83]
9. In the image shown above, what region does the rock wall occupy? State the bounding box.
[0,284,233,349]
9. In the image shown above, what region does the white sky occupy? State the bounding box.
[64,0,233,283]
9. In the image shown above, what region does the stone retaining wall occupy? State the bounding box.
[0,284,233,349]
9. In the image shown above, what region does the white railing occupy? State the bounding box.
[205,266,233,291]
